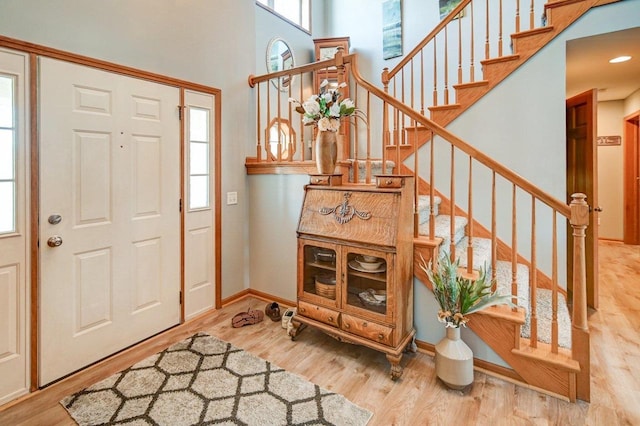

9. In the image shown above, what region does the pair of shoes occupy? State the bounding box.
[281,308,296,329]
[265,302,282,322]
[232,309,264,328]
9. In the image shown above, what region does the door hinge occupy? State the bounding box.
[177,105,183,120]
[179,291,183,305]
[179,198,182,212]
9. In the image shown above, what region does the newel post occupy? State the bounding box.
[569,192,590,402]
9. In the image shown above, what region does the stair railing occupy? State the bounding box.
[247,50,589,400]
[382,0,547,133]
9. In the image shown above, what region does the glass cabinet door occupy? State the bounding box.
[344,249,388,316]
[301,243,338,305]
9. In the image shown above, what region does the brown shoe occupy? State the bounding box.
[265,302,282,322]
[232,309,264,328]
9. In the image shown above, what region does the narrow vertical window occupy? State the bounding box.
[188,107,210,210]
[0,75,16,234]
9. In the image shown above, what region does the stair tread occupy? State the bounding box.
[452,236,493,271]
[495,260,572,349]
[418,214,467,243]
[417,195,442,224]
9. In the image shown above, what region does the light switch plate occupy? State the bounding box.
[227,191,238,205]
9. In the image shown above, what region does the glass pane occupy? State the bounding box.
[189,175,209,209]
[0,129,13,180]
[0,181,15,233]
[0,76,13,128]
[274,0,300,23]
[190,108,209,142]
[190,142,209,175]
[303,245,337,301]
[346,251,387,315]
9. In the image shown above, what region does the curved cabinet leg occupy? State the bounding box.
[288,319,306,341]
[386,353,404,380]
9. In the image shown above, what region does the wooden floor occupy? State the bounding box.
[1,241,639,425]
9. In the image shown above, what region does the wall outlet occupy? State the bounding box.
[227,191,238,205]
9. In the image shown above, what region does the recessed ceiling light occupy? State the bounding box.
[609,55,631,63]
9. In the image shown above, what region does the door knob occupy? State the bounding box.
[594,207,603,212]
[47,236,63,247]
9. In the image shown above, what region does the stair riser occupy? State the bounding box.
[546,0,593,27]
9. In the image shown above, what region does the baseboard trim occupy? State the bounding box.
[223,289,296,309]
[415,338,523,382]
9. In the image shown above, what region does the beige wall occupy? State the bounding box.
[597,101,625,240]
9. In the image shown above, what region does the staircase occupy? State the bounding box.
[381,0,612,402]
[413,196,580,398]
[246,0,610,403]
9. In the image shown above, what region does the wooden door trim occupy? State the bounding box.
[0,35,222,392]
[623,111,640,245]
[566,89,598,310]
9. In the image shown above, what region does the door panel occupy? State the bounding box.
[566,89,598,309]
[39,58,180,385]
[0,48,29,405]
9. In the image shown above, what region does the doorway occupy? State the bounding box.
[38,58,181,385]
[624,112,640,245]
[566,89,599,310]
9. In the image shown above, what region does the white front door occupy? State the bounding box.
[38,58,181,385]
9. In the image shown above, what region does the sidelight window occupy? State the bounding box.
[188,107,211,210]
[0,75,16,234]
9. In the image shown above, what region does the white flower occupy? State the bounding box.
[318,117,340,132]
[302,99,320,116]
[340,98,355,110]
[290,82,357,129]
[329,103,341,118]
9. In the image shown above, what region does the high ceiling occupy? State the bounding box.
[566,27,640,102]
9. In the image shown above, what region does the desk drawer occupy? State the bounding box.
[298,301,340,328]
[341,314,394,346]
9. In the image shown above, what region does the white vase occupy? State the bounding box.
[435,326,474,389]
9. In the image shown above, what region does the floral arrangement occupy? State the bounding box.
[419,255,516,328]
[289,79,357,132]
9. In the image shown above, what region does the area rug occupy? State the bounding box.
[61,332,372,426]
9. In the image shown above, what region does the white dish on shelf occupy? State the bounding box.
[348,260,386,274]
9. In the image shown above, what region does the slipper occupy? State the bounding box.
[232,309,264,328]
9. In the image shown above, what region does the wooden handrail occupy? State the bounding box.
[346,54,571,218]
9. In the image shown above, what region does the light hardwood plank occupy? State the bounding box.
[1,241,639,425]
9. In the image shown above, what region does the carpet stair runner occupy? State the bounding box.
[416,195,572,349]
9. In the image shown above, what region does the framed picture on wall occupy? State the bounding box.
[382,0,402,60]
[440,0,465,19]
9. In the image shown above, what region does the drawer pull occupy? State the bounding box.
[378,333,384,340]
[328,316,334,322]
[362,322,368,327]
[344,323,350,329]
[300,307,306,313]
[386,179,393,185]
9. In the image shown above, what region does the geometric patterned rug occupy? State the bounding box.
[61,332,372,425]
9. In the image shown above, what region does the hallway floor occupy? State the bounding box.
[1,241,639,425]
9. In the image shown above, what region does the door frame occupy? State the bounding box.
[623,110,640,245]
[0,34,222,391]
[566,89,599,310]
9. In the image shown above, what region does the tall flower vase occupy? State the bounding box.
[315,130,338,174]
[435,327,474,390]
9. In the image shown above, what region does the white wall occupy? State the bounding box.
[597,101,625,240]
[626,88,640,115]
[0,0,255,299]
